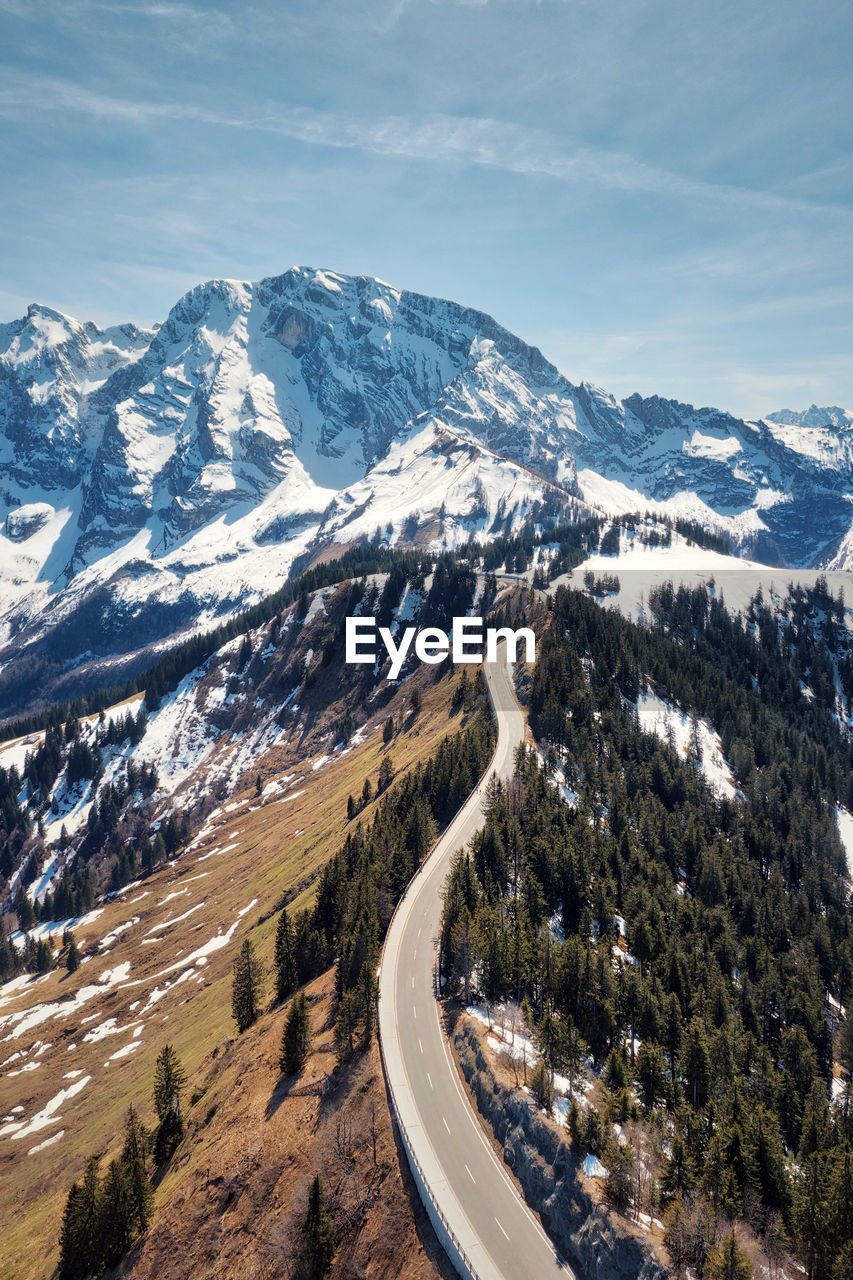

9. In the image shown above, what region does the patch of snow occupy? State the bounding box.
[11,908,104,952]
[836,806,853,879]
[144,901,204,935]
[28,1129,65,1155]
[106,1041,141,1063]
[98,917,139,950]
[154,919,242,977]
[0,962,130,1042]
[159,888,189,906]
[635,690,740,801]
[27,851,63,905]
[0,1076,90,1141]
[82,1017,141,1044]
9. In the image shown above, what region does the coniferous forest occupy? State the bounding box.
[442,581,853,1280]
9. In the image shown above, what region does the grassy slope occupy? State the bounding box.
[0,664,470,1280]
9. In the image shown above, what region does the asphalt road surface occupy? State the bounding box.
[378,646,571,1279]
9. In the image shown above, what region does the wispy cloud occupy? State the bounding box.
[0,0,232,22]
[1,72,849,223]
[0,0,235,47]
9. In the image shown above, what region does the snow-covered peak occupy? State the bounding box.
[766,404,853,430]
[1,264,853,717]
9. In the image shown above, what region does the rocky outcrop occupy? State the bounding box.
[453,1024,669,1280]
[5,503,53,540]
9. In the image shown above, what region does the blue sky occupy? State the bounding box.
[1,0,851,418]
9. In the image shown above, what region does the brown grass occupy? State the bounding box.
[0,663,470,1280]
[117,971,452,1280]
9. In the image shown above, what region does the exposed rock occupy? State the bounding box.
[5,503,53,540]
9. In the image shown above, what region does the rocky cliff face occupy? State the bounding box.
[0,265,851,717]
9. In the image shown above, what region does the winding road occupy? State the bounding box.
[377,645,570,1279]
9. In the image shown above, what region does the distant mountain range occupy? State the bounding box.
[1,265,851,715]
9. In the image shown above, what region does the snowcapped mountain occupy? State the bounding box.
[766,404,853,430]
[0,265,851,716]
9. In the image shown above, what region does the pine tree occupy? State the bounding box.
[58,1156,100,1280]
[377,755,394,792]
[66,934,81,973]
[681,1019,711,1110]
[840,1011,853,1076]
[382,716,394,744]
[334,988,360,1062]
[17,892,34,931]
[152,832,167,867]
[153,1043,186,1121]
[98,1159,134,1268]
[275,906,298,1002]
[605,1140,635,1212]
[300,1174,336,1279]
[635,1040,668,1113]
[120,1105,153,1234]
[232,937,263,1032]
[705,1232,753,1280]
[36,939,52,973]
[281,991,312,1075]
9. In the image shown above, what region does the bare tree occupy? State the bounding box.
[497,1047,521,1090]
[334,1114,353,1164]
[369,1101,378,1167]
[763,1212,787,1280]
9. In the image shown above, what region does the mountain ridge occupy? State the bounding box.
[1,264,852,716]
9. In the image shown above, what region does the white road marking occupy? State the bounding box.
[443,1116,451,1134]
[465,1164,476,1183]
[427,1071,433,1090]
[412,975,415,988]
[412,1005,417,1019]
[379,653,564,1272]
[431,926,560,1257]
[418,1038,423,1053]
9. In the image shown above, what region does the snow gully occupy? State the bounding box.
[344,617,535,680]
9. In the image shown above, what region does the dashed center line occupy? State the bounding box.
[443,1116,451,1134]
[412,1005,417,1019]
[465,1164,476,1183]
[495,1218,509,1240]
[427,1071,433,1090]
[418,1038,423,1053]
